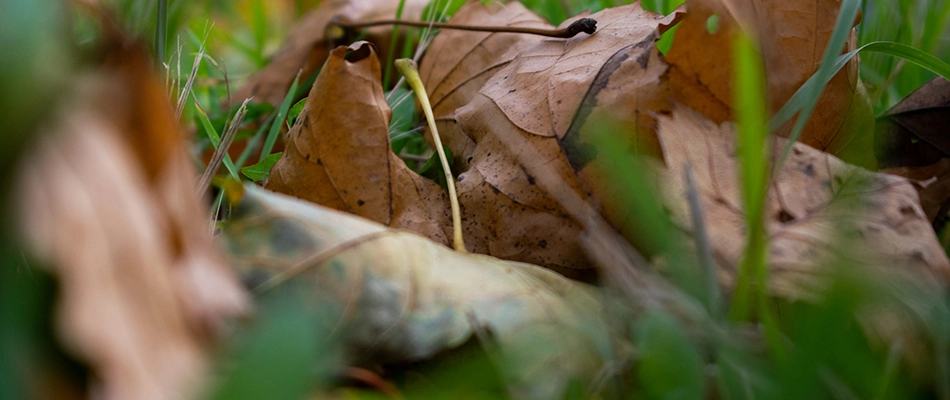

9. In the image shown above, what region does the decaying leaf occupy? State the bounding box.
[232,0,429,107]
[219,184,630,400]
[266,41,454,246]
[447,3,682,271]
[14,41,248,400]
[418,0,552,158]
[877,77,950,222]
[268,2,684,276]
[653,104,950,299]
[876,77,950,169]
[665,0,874,166]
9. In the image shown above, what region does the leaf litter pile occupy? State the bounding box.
[11,0,950,399]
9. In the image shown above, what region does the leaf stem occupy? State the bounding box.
[332,16,597,39]
[395,58,466,252]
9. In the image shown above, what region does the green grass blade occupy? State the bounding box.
[684,164,722,319]
[156,0,168,64]
[772,0,860,166]
[259,73,301,162]
[195,103,240,179]
[236,114,276,168]
[772,40,950,167]
[729,31,768,323]
[382,0,409,89]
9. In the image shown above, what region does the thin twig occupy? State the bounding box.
[332,15,597,39]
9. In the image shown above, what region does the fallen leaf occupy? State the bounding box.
[14,40,248,400]
[219,184,631,400]
[653,104,950,299]
[883,159,950,223]
[417,0,552,163]
[266,41,454,246]
[232,0,429,108]
[665,0,874,166]
[447,3,681,271]
[875,77,950,168]
[874,77,950,224]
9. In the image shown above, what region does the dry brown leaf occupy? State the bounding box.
[665,0,873,166]
[266,41,454,245]
[653,104,950,299]
[876,77,950,223]
[876,77,950,169]
[232,0,428,107]
[15,42,248,400]
[444,3,681,272]
[417,1,551,164]
[884,159,950,222]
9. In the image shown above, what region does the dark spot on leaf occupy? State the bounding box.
[357,199,365,206]
[273,219,318,253]
[305,153,311,161]
[467,157,473,163]
[900,205,917,216]
[520,165,536,185]
[803,164,815,177]
[777,209,794,223]
[508,89,516,94]
[317,158,323,166]
[538,239,547,248]
[635,49,650,68]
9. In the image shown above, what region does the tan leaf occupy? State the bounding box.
[220,184,630,400]
[479,3,680,140]
[232,0,429,107]
[15,42,248,400]
[665,0,873,165]
[444,3,680,272]
[266,41,454,245]
[653,104,950,299]
[418,1,551,163]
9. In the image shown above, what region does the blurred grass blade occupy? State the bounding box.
[635,312,705,399]
[209,291,331,400]
[155,0,167,65]
[260,72,301,162]
[684,164,721,319]
[729,31,769,323]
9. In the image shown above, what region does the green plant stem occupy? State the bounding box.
[382,0,408,89]
[395,58,466,252]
